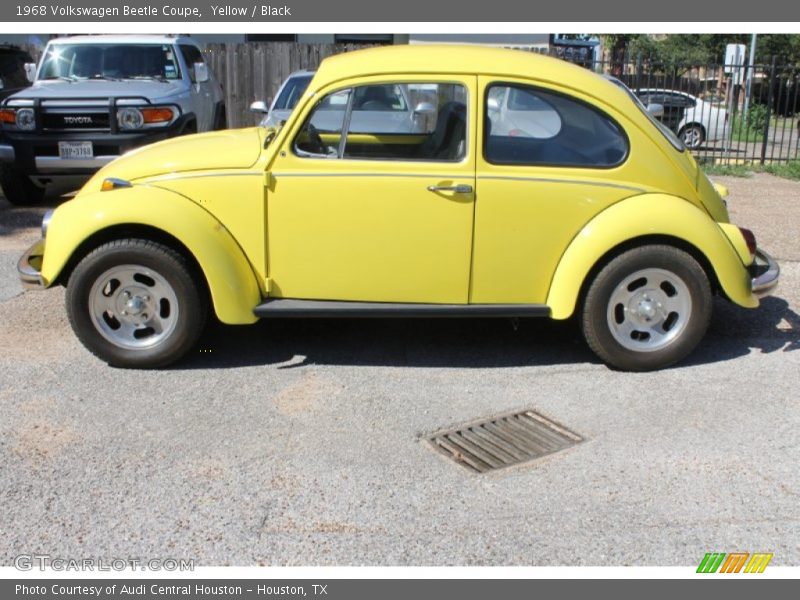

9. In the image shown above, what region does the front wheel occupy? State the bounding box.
[581,245,712,371]
[66,239,207,368]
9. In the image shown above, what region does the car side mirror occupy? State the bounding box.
[193,62,209,84]
[250,100,269,114]
[647,102,665,118]
[413,101,436,116]
[24,62,37,83]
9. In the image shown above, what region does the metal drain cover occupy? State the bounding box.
[425,409,583,473]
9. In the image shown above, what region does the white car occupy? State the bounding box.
[256,69,314,128]
[253,70,437,135]
[636,89,729,149]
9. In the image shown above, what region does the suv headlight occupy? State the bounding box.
[117,106,176,130]
[15,108,35,131]
[117,107,144,130]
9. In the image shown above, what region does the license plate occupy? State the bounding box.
[58,141,93,159]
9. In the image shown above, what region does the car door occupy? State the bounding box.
[266,75,477,304]
[472,77,637,304]
[178,44,213,131]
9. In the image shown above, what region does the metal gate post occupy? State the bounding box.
[761,56,778,165]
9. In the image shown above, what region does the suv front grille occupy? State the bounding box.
[41,112,111,131]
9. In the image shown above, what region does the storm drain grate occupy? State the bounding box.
[425,409,583,473]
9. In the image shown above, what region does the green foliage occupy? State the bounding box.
[700,164,754,178]
[700,161,800,182]
[763,161,800,181]
[746,104,769,132]
[629,35,716,66]
[729,105,769,143]
[595,33,800,65]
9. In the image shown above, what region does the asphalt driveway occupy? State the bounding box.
[1,173,798,566]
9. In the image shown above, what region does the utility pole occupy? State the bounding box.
[743,33,757,125]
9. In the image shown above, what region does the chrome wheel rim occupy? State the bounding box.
[606,268,692,352]
[683,127,702,148]
[88,264,179,350]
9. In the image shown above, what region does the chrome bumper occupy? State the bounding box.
[34,155,117,172]
[751,249,780,297]
[17,239,45,290]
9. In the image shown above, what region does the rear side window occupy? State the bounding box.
[484,83,628,168]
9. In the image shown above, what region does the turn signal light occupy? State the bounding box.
[101,178,132,192]
[738,227,757,258]
[0,109,16,124]
[141,107,174,124]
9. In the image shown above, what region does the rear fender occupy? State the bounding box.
[546,193,757,320]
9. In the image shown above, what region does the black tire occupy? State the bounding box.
[581,245,712,372]
[0,166,45,206]
[680,123,705,149]
[66,239,207,368]
[181,119,197,135]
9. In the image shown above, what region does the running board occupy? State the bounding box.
[253,299,550,319]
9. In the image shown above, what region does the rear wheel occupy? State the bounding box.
[66,239,207,368]
[581,245,712,371]
[680,123,705,149]
[0,166,46,206]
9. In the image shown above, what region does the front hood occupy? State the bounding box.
[85,128,263,190]
[10,79,185,101]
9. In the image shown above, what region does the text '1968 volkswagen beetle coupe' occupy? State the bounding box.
[17,46,779,371]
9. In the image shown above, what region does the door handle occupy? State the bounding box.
[427,184,473,194]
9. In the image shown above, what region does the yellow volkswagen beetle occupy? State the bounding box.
[17,45,779,370]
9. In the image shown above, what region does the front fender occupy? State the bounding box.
[41,186,260,325]
[546,193,757,320]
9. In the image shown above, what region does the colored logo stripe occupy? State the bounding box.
[697,553,726,573]
[744,553,773,573]
[697,552,773,573]
[719,553,749,573]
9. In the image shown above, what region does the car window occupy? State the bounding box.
[484,83,628,167]
[293,89,352,158]
[39,44,182,80]
[352,84,407,112]
[673,93,697,108]
[273,74,313,110]
[178,44,204,82]
[293,82,468,162]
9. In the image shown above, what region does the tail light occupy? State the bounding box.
[738,227,757,258]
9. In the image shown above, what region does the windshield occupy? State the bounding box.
[605,76,685,152]
[38,44,181,81]
[273,74,313,110]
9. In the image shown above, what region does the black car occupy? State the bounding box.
[0,45,33,102]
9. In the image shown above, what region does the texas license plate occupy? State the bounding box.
[58,141,93,159]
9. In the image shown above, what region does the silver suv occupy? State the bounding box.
[0,35,225,205]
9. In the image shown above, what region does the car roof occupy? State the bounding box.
[47,35,198,47]
[313,45,620,99]
[636,88,699,100]
[286,69,316,78]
